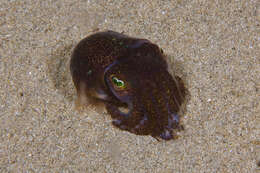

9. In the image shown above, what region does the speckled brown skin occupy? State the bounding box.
[70,31,186,140]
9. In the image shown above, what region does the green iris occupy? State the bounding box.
[112,76,125,88]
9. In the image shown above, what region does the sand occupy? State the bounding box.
[0,0,259,172]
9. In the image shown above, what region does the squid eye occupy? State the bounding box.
[111,76,125,88]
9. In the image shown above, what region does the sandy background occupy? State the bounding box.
[0,0,259,172]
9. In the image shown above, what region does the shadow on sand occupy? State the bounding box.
[47,43,75,103]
